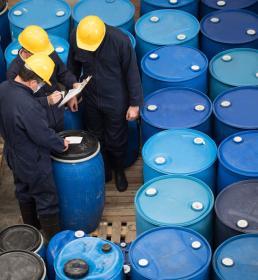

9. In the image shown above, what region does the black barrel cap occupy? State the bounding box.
[0,250,45,280]
[0,1,6,13]
[0,224,42,252]
[52,130,99,161]
[64,259,89,279]
[102,243,112,253]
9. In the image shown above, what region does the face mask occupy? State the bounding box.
[33,82,45,94]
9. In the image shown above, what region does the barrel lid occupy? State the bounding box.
[142,129,217,175]
[72,0,135,26]
[215,180,258,233]
[52,130,99,162]
[129,227,211,279]
[120,29,136,49]
[141,45,208,82]
[201,0,258,9]
[210,48,258,87]
[142,0,195,8]
[141,87,212,129]
[201,9,258,44]
[9,0,71,30]
[0,224,42,252]
[218,131,258,177]
[135,175,214,227]
[135,9,199,46]
[214,86,258,130]
[55,237,123,279]
[213,234,258,279]
[0,250,45,280]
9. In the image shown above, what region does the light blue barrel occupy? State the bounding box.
[0,46,6,82]
[213,86,258,143]
[142,129,217,190]
[140,0,199,17]
[135,175,214,242]
[213,234,258,280]
[52,130,105,233]
[200,10,258,60]
[46,230,86,280]
[217,130,258,193]
[72,0,135,33]
[200,0,258,18]
[8,0,71,41]
[141,87,212,144]
[129,227,212,280]
[0,1,11,51]
[209,48,258,101]
[55,237,124,280]
[135,9,200,63]
[64,105,84,131]
[141,45,208,96]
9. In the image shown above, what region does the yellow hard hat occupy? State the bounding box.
[76,16,106,51]
[18,25,54,55]
[25,54,55,85]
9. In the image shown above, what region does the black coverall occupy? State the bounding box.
[7,51,77,132]
[0,80,64,216]
[68,25,143,168]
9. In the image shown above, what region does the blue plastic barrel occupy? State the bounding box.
[209,48,258,101]
[213,86,258,143]
[217,131,258,193]
[8,0,71,40]
[52,130,105,233]
[47,230,86,280]
[135,9,200,62]
[215,180,258,247]
[213,234,258,280]
[142,129,217,190]
[55,237,124,280]
[200,0,258,18]
[0,224,45,259]
[0,1,11,51]
[140,0,199,17]
[129,226,212,280]
[0,250,47,280]
[0,46,6,82]
[120,28,136,49]
[200,10,258,60]
[141,87,212,144]
[72,0,135,33]
[64,105,84,131]
[141,46,208,96]
[135,175,214,242]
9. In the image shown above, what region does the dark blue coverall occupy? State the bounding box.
[7,51,77,132]
[0,80,64,216]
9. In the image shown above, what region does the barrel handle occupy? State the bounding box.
[0,2,8,16]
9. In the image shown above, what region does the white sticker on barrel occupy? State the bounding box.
[55,47,64,53]
[169,0,178,4]
[210,17,220,23]
[237,219,249,229]
[56,10,65,17]
[13,10,22,16]
[150,16,159,23]
[192,201,204,211]
[138,259,149,267]
[195,105,205,112]
[74,230,85,238]
[65,136,83,144]
[220,100,231,108]
[145,188,158,197]
[222,258,234,267]
[217,0,226,7]
[233,136,243,143]
[246,29,256,36]
[192,241,202,249]
[177,34,186,41]
[154,156,166,165]
[11,49,19,55]
[222,55,232,62]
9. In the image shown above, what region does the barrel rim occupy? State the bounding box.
[120,28,136,49]
[141,87,212,129]
[201,0,258,10]
[142,0,196,8]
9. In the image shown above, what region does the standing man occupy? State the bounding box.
[68,16,143,192]
[0,54,69,240]
[7,25,79,132]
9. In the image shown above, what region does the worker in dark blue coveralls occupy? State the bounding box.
[0,54,69,240]
[7,25,80,132]
[68,16,143,192]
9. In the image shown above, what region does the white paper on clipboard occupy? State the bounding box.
[58,76,92,108]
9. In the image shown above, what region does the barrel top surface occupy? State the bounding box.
[8,0,71,29]
[120,29,136,48]
[141,45,208,81]
[141,87,212,129]
[136,175,214,226]
[201,0,258,9]
[209,48,258,87]
[142,129,217,175]
[214,86,258,129]
[135,9,200,45]
[218,130,258,176]
[201,10,258,44]
[129,226,211,279]
[142,0,195,8]
[213,234,258,280]
[0,250,45,280]
[55,237,123,279]
[73,0,135,26]
[0,224,41,252]
[215,180,258,233]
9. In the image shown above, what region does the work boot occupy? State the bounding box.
[19,202,41,229]
[39,213,61,242]
[115,169,128,192]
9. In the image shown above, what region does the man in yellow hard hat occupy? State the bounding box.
[7,25,80,132]
[0,54,69,240]
[68,16,143,192]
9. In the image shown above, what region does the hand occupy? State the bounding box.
[73,82,81,89]
[63,139,70,151]
[47,91,62,106]
[67,96,78,112]
[126,106,140,121]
